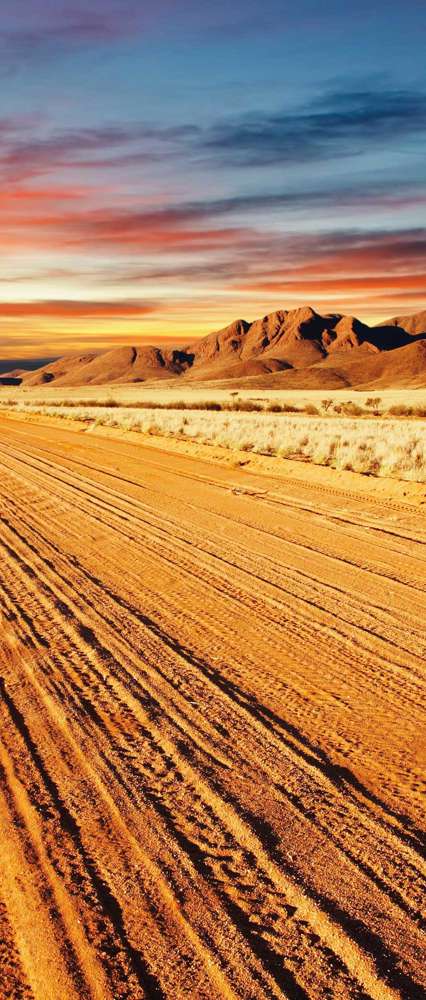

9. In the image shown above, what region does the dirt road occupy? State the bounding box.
[0,416,424,1000]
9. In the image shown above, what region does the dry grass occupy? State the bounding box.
[0,396,306,413]
[4,393,426,418]
[4,401,426,482]
[4,382,426,412]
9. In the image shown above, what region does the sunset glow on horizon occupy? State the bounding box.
[1,0,425,359]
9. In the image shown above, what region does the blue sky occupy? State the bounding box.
[1,0,425,355]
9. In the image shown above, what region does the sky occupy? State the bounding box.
[1,0,425,358]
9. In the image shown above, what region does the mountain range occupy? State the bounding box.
[8,305,426,390]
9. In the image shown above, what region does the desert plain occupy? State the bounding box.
[0,379,425,1000]
[1,307,426,999]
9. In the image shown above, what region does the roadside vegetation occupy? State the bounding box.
[2,394,426,417]
[2,399,425,482]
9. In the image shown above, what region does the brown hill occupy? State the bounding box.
[214,339,426,392]
[18,305,426,390]
[23,345,194,387]
[330,339,426,390]
[182,306,426,385]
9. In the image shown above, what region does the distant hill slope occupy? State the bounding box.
[22,346,195,387]
[19,305,426,390]
[376,310,426,336]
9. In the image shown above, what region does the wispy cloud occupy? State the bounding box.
[0,118,198,181]
[0,0,290,65]
[229,229,426,306]
[199,88,426,166]
[0,2,170,71]
[1,84,425,184]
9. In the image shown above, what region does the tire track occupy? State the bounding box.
[0,418,424,999]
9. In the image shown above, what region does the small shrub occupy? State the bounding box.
[388,404,413,416]
[280,403,300,413]
[303,403,319,415]
[340,401,363,417]
[231,399,263,412]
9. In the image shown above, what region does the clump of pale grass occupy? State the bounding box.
[3,401,426,482]
[388,403,426,418]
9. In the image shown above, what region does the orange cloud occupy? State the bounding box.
[0,299,159,318]
[1,201,254,253]
[0,185,90,204]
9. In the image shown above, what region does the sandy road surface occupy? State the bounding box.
[0,416,424,1000]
